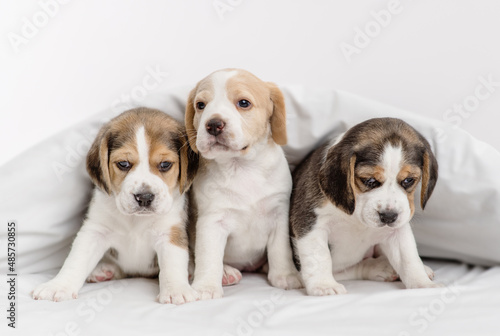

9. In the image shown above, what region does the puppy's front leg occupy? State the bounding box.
[191,216,229,300]
[296,228,346,296]
[155,229,199,305]
[267,206,303,289]
[380,224,441,289]
[32,224,111,301]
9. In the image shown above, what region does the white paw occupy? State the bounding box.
[424,264,435,280]
[87,262,121,283]
[32,280,79,302]
[222,264,242,286]
[268,270,303,290]
[363,257,399,282]
[306,281,347,296]
[157,284,199,305]
[192,283,223,300]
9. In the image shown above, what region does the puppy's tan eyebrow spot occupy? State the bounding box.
[196,90,212,103]
[226,72,268,108]
[356,165,385,182]
[397,164,421,181]
[230,88,253,101]
[170,225,188,250]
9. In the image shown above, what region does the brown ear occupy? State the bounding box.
[86,124,112,194]
[185,87,198,153]
[268,82,287,146]
[177,131,199,194]
[319,142,356,215]
[420,142,438,209]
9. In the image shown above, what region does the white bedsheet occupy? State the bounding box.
[2,260,499,336]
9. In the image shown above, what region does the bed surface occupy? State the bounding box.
[2,260,498,336]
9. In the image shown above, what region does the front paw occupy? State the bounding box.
[32,280,79,302]
[268,270,303,290]
[192,282,223,300]
[158,284,199,305]
[306,281,347,296]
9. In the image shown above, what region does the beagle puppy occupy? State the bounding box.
[33,108,199,304]
[290,118,440,296]
[185,69,302,300]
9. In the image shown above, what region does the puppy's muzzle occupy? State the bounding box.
[378,211,398,225]
[206,119,225,136]
[134,193,155,207]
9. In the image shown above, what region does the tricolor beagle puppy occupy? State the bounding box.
[185,69,302,300]
[33,108,199,304]
[290,118,441,296]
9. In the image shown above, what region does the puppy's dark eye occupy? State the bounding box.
[117,161,132,171]
[237,99,251,109]
[196,102,206,110]
[401,177,415,189]
[159,161,173,172]
[363,177,380,189]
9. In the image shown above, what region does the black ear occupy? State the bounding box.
[86,124,112,194]
[419,137,438,209]
[319,142,356,215]
[177,130,199,194]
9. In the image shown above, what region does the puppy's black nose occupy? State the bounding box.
[379,211,398,225]
[134,193,155,207]
[206,119,225,136]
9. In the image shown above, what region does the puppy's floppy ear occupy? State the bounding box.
[86,124,113,194]
[177,130,199,194]
[319,142,356,215]
[267,82,287,146]
[185,87,198,153]
[419,138,438,209]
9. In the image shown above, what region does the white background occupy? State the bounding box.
[1,0,500,167]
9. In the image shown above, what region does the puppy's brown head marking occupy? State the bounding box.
[319,118,438,215]
[185,68,287,156]
[86,108,198,196]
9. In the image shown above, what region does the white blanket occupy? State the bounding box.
[1,87,499,335]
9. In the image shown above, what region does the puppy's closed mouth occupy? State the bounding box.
[210,143,230,151]
[210,143,249,152]
[207,140,247,152]
[131,209,157,216]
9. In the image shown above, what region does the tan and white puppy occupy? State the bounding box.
[185,69,302,300]
[33,108,199,304]
[290,118,440,296]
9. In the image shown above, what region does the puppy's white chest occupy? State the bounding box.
[194,147,291,269]
[88,190,185,278]
[110,228,158,276]
[196,156,290,212]
[317,203,392,272]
